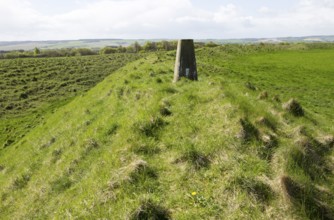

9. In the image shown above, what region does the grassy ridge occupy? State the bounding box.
[0,53,143,148]
[0,46,333,219]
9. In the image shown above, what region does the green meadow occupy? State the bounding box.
[0,44,333,219]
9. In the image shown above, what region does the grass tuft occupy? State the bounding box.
[41,137,56,149]
[3,139,15,148]
[84,138,99,154]
[11,173,31,190]
[230,176,273,203]
[51,149,63,163]
[134,117,165,138]
[161,87,178,94]
[245,82,257,91]
[129,198,170,220]
[130,141,161,155]
[283,99,304,117]
[51,176,72,193]
[259,134,278,160]
[105,123,119,136]
[258,91,268,100]
[238,118,259,143]
[159,101,172,117]
[272,95,281,102]
[320,135,334,149]
[287,140,324,180]
[176,147,210,170]
[280,175,333,220]
[128,160,158,183]
[255,116,277,131]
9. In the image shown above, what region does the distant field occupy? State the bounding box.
[235,50,334,119]
[1,35,334,51]
[0,39,158,51]
[0,53,143,148]
[198,46,334,129]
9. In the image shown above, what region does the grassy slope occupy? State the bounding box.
[0,47,333,219]
[0,53,142,148]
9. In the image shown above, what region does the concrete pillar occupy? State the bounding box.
[173,39,198,82]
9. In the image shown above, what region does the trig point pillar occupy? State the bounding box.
[173,39,198,82]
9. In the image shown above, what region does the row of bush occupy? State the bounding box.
[0,47,97,59]
[2,41,333,59]
[0,41,214,59]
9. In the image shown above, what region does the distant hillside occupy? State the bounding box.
[1,35,334,51]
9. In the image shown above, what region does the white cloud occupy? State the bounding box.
[258,6,272,14]
[213,4,238,23]
[0,0,333,41]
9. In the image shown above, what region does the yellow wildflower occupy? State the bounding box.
[191,192,197,196]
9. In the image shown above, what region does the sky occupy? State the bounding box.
[0,0,334,41]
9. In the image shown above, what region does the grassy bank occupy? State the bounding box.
[0,53,143,148]
[0,45,333,219]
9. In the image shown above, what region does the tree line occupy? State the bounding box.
[2,41,334,59]
[1,40,208,59]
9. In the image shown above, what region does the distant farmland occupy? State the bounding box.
[1,35,334,51]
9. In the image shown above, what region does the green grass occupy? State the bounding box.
[200,47,334,124]
[0,45,333,219]
[0,53,143,148]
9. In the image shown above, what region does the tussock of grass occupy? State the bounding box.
[11,173,31,190]
[51,175,72,193]
[160,87,178,94]
[320,135,334,149]
[258,91,268,100]
[130,140,161,155]
[67,159,79,175]
[159,100,172,117]
[245,82,257,91]
[229,176,273,204]
[128,160,158,183]
[129,198,171,220]
[272,95,281,102]
[258,134,279,160]
[159,107,172,117]
[105,123,119,136]
[280,175,334,220]
[41,137,56,148]
[51,148,63,163]
[134,116,166,138]
[283,98,304,117]
[156,78,163,83]
[3,139,14,148]
[238,118,260,143]
[175,146,210,170]
[83,138,99,154]
[104,159,158,200]
[287,141,324,180]
[255,116,277,131]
